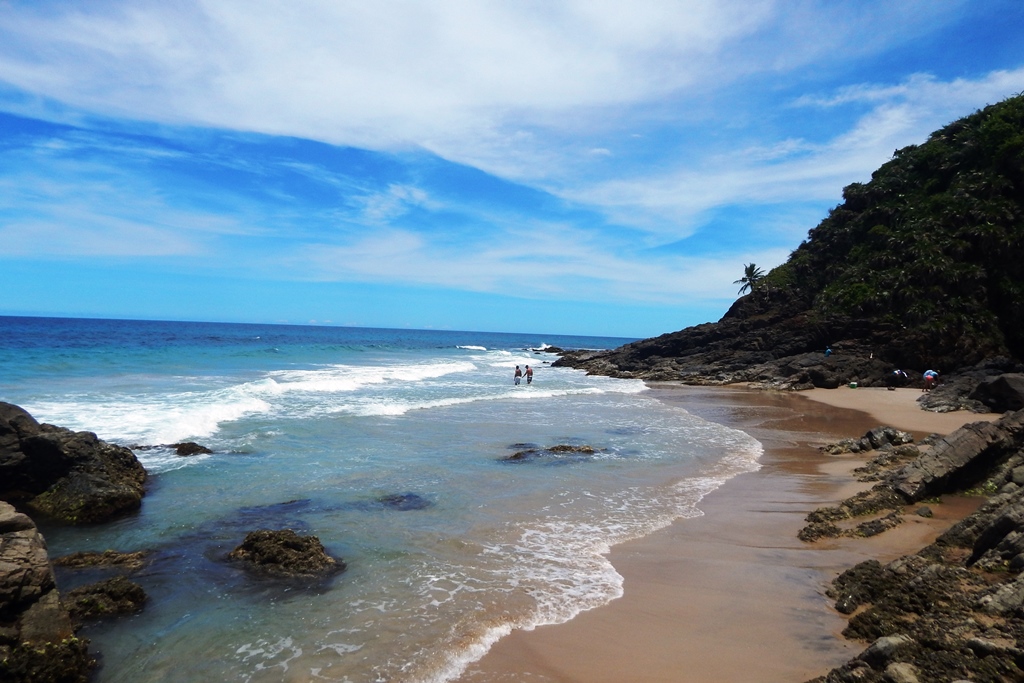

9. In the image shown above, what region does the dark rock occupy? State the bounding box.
[64,576,147,622]
[854,510,903,537]
[812,425,1024,683]
[500,444,598,463]
[971,373,1024,413]
[53,549,148,572]
[831,560,887,615]
[0,501,94,682]
[890,410,1024,502]
[0,402,147,524]
[914,507,933,518]
[227,529,344,578]
[375,493,432,511]
[171,442,213,456]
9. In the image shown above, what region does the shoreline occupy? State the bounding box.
[459,385,1001,682]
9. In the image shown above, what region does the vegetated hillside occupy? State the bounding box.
[557,93,1024,386]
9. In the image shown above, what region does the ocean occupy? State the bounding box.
[0,316,762,683]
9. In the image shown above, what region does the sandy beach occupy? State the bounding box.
[459,385,1002,683]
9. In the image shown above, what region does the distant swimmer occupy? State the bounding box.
[514,365,522,385]
[524,365,533,384]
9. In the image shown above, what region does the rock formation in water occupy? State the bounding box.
[227,529,344,578]
[0,401,147,525]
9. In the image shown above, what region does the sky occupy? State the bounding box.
[1,1,1023,339]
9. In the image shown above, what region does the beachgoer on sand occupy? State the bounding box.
[825,347,832,356]
[887,369,908,391]
[525,365,533,384]
[514,365,522,385]
[923,369,938,392]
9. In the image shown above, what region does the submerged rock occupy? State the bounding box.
[53,549,148,572]
[227,529,344,578]
[500,444,598,463]
[374,493,432,511]
[64,576,147,622]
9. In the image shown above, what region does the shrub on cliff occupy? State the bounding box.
[764,93,1024,370]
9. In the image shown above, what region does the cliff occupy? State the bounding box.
[557,94,1024,393]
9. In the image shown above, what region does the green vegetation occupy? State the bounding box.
[755,93,1024,369]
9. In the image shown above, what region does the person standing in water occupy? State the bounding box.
[524,365,533,384]
[514,365,522,385]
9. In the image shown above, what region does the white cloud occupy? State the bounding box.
[571,67,1024,236]
[1,0,1021,320]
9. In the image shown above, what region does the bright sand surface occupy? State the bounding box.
[459,385,1002,683]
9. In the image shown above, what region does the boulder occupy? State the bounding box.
[227,529,344,578]
[171,442,212,456]
[0,501,94,682]
[64,576,147,622]
[890,410,1024,502]
[0,402,147,524]
[971,373,1024,413]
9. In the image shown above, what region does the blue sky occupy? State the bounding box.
[2,1,1023,338]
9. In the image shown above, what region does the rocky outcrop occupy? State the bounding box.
[800,412,1024,542]
[227,529,344,578]
[53,549,148,572]
[64,576,147,623]
[0,402,147,524]
[553,301,906,388]
[807,411,1024,682]
[0,502,93,682]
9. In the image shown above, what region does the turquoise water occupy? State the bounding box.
[0,316,761,683]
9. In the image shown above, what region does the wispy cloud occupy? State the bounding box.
[0,1,1022,334]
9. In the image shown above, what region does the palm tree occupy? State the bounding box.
[734,263,766,295]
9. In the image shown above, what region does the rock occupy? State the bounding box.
[913,506,933,518]
[890,410,1024,502]
[830,560,888,615]
[53,549,148,572]
[375,493,432,510]
[227,529,344,578]
[500,444,599,463]
[970,373,1024,412]
[883,661,920,683]
[171,442,212,456]
[976,575,1024,615]
[0,501,94,682]
[858,634,915,668]
[0,402,147,524]
[64,576,147,622]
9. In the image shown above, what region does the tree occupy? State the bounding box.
[734,263,765,295]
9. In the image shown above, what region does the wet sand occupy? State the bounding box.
[459,385,1000,683]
